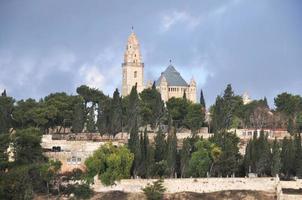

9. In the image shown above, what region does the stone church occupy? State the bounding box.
[122,31,197,103]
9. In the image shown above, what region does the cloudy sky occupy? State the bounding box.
[1,0,302,107]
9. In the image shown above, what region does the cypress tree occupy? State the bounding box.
[72,101,85,133]
[294,133,302,178]
[255,130,271,176]
[86,107,96,132]
[110,89,122,137]
[200,89,206,108]
[166,127,177,177]
[281,137,295,178]
[128,119,141,177]
[154,126,166,162]
[271,138,281,176]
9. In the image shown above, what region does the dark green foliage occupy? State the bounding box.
[185,103,204,135]
[0,133,10,172]
[211,84,244,132]
[86,107,96,132]
[294,134,302,178]
[140,84,164,128]
[210,131,241,177]
[166,97,189,128]
[281,137,295,178]
[271,138,281,176]
[142,179,166,200]
[200,89,206,108]
[0,95,14,134]
[154,127,166,162]
[72,100,85,133]
[138,128,154,178]
[13,127,45,165]
[110,89,123,136]
[166,127,177,177]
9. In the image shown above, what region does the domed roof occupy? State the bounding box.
[156,65,188,87]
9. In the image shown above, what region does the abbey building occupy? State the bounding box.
[121,31,197,103]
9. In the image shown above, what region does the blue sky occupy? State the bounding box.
[0,0,302,107]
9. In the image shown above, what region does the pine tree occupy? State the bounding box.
[200,89,206,108]
[72,101,85,133]
[166,127,177,177]
[271,138,281,176]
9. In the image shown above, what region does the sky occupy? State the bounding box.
[0,0,302,107]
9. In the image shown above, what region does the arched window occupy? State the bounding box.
[134,71,137,78]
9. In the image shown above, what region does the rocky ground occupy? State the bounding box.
[36,190,276,200]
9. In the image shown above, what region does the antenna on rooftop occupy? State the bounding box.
[169,59,172,64]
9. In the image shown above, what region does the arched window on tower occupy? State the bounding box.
[134,71,137,78]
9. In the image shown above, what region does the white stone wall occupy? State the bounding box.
[93,177,278,194]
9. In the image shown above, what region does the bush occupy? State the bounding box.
[142,179,166,200]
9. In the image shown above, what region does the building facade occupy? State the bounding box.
[121,31,197,103]
[122,32,144,97]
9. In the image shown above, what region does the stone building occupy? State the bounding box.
[121,31,144,97]
[121,31,197,103]
[156,64,196,103]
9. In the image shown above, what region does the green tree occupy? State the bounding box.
[140,83,164,129]
[154,127,166,162]
[13,127,45,165]
[271,138,281,176]
[166,127,177,177]
[185,103,204,135]
[281,137,295,178]
[166,97,189,128]
[142,179,166,200]
[110,89,122,136]
[85,143,134,186]
[72,99,85,133]
[0,95,14,134]
[188,140,221,177]
[200,89,206,108]
[294,133,302,178]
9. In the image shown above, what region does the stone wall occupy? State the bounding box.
[93,177,279,194]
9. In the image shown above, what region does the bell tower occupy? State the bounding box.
[122,30,144,97]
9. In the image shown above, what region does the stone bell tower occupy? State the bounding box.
[122,30,144,97]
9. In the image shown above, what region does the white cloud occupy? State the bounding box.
[79,65,105,89]
[77,47,122,95]
[160,10,201,32]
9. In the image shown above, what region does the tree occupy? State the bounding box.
[139,128,154,178]
[140,84,164,129]
[13,128,45,165]
[0,133,10,172]
[185,103,204,135]
[85,143,134,186]
[210,131,241,177]
[200,89,206,108]
[281,137,295,178]
[154,127,166,162]
[255,130,271,176]
[188,140,221,177]
[166,127,177,177]
[142,179,166,200]
[86,107,96,132]
[271,138,281,176]
[211,84,244,132]
[72,100,85,133]
[0,95,14,134]
[294,133,302,178]
[110,89,122,136]
[166,97,189,128]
